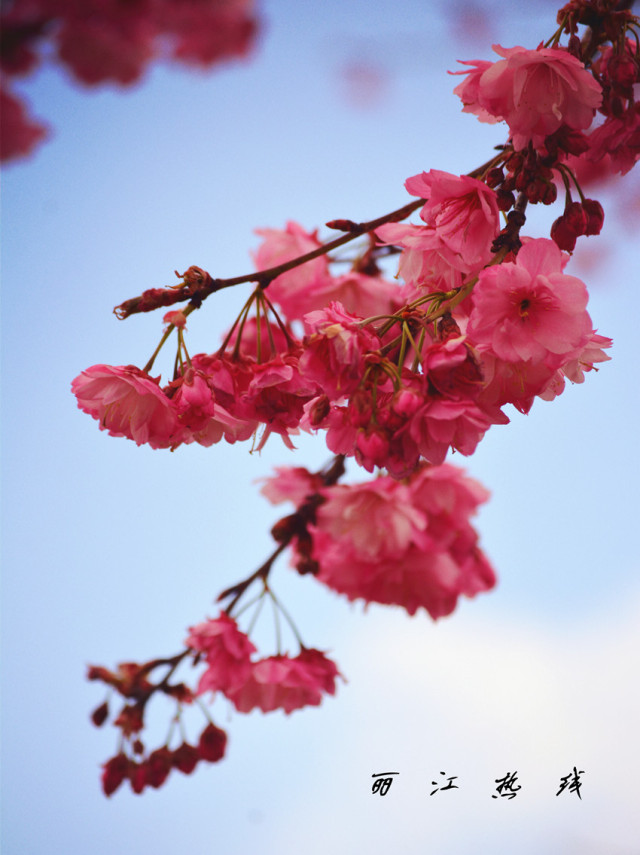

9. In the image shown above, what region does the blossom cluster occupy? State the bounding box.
[186,615,341,714]
[262,462,495,619]
[78,0,638,796]
[73,224,610,473]
[88,660,229,796]
[89,616,342,796]
[1,0,258,161]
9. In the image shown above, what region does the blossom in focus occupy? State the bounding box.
[404,170,500,269]
[453,45,602,150]
[299,302,382,401]
[376,222,467,291]
[224,649,342,714]
[71,364,184,448]
[467,239,593,365]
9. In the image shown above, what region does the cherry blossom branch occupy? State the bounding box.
[113,199,426,320]
[217,454,346,612]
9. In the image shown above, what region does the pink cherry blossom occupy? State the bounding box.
[186,614,256,695]
[303,464,496,618]
[299,302,382,401]
[259,466,325,506]
[252,221,334,321]
[453,45,602,150]
[224,649,341,714]
[538,331,613,401]
[586,105,640,175]
[376,222,470,292]
[404,170,500,269]
[467,238,593,365]
[71,364,184,448]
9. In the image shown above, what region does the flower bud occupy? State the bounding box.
[146,748,172,788]
[101,753,129,797]
[91,701,109,727]
[198,723,227,762]
[172,743,200,775]
[551,216,578,251]
[582,199,604,235]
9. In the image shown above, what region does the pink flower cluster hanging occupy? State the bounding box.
[74,0,640,796]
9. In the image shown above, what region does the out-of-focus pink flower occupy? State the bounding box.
[186,614,256,695]
[586,106,640,175]
[453,45,602,150]
[71,364,184,448]
[467,239,593,365]
[376,222,468,292]
[259,465,325,506]
[0,84,48,163]
[304,464,496,618]
[225,649,342,714]
[404,170,500,269]
[163,310,187,329]
[252,222,333,321]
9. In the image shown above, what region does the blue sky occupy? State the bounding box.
[2,1,639,853]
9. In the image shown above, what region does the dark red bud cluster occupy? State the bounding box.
[606,53,638,93]
[551,198,604,251]
[101,724,227,796]
[487,148,557,213]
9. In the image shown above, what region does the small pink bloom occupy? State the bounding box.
[162,310,187,329]
[451,59,499,124]
[259,466,325,506]
[186,613,256,695]
[71,364,184,448]
[376,222,469,290]
[586,106,640,175]
[225,649,341,714]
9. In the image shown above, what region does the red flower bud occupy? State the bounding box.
[91,701,109,727]
[198,723,227,763]
[564,201,588,235]
[607,54,638,92]
[146,747,172,788]
[101,753,129,797]
[172,743,200,775]
[582,199,604,235]
[551,216,578,251]
[129,762,148,794]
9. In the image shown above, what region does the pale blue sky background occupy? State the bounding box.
[2,1,639,853]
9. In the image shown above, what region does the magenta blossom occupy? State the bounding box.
[467,239,593,366]
[186,614,256,695]
[453,45,602,150]
[404,170,500,269]
[71,364,184,448]
[224,649,342,714]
